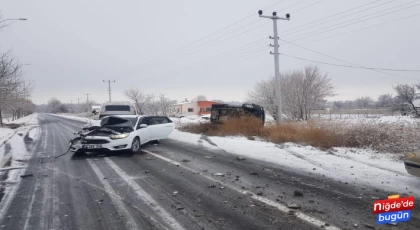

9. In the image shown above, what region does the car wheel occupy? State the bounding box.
[131,137,141,153]
[73,150,86,157]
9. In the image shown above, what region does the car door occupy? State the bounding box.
[136,117,150,144]
[148,116,175,140]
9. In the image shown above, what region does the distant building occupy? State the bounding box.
[170,100,220,116]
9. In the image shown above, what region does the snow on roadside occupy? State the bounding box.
[49,113,92,123]
[0,114,38,150]
[170,115,209,128]
[0,114,40,222]
[168,129,420,197]
[0,129,14,147]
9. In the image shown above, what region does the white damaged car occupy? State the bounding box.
[70,115,174,154]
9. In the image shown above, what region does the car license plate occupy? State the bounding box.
[82,144,102,149]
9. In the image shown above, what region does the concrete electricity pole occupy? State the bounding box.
[258,10,290,123]
[84,93,91,116]
[103,80,116,102]
[77,98,81,104]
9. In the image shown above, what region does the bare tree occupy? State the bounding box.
[0,51,26,124]
[247,66,334,120]
[143,94,160,115]
[0,13,7,31]
[158,94,175,116]
[377,94,393,108]
[124,88,151,115]
[192,95,207,102]
[46,98,68,114]
[393,84,420,116]
[247,77,276,119]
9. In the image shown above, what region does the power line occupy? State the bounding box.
[107,0,291,78]
[278,38,407,78]
[306,12,420,44]
[279,0,383,34]
[147,45,269,80]
[178,20,267,57]
[287,1,420,42]
[280,53,420,80]
[282,0,397,37]
[291,0,325,14]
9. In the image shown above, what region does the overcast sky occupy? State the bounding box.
[1,0,419,105]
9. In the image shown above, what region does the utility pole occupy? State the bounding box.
[84,93,91,117]
[258,10,290,123]
[103,80,115,102]
[77,98,81,104]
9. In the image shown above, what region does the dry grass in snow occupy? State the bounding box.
[181,116,420,154]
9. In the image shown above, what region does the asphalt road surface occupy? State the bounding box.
[0,114,419,230]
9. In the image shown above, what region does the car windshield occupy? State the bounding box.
[105,105,131,111]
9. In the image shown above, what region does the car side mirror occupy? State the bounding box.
[138,124,148,129]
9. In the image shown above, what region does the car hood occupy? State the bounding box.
[81,116,134,137]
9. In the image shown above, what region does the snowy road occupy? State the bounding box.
[0,114,419,230]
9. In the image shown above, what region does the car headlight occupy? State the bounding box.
[407,153,416,159]
[110,133,130,139]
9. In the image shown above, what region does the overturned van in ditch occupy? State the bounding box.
[210,103,265,124]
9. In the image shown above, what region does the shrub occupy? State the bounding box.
[181,118,420,153]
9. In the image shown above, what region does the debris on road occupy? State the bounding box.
[219,187,225,190]
[213,173,224,177]
[363,223,375,229]
[145,170,150,174]
[236,157,246,161]
[181,159,190,162]
[204,156,213,159]
[249,172,260,177]
[287,203,301,209]
[172,191,178,196]
[20,174,33,178]
[294,190,304,197]
[245,192,253,196]
[172,204,184,210]
[256,191,263,196]
[208,184,216,188]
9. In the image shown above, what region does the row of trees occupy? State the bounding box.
[331,95,397,110]
[247,65,420,120]
[247,66,334,120]
[331,85,420,117]
[0,51,35,125]
[124,89,177,115]
[0,15,35,125]
[37,98,99,114]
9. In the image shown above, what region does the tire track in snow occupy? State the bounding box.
[104,157,185,230]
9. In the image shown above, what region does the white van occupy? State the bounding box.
[98,102,137,119]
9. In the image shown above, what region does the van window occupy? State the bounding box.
[105,105,131,111]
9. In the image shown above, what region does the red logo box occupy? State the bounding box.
[373,196,415,214]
